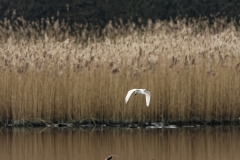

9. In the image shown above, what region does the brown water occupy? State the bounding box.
[0,126,240,160]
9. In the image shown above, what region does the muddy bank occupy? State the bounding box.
[1,119,240,128]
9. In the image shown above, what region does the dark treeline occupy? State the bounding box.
[0,0,240,28]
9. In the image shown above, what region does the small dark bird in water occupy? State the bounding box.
[105,155,118,160]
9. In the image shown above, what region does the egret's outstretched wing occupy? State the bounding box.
[125,89,138,104]
[144,91,151,107]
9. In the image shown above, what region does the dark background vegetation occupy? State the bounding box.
[0,0,240,27]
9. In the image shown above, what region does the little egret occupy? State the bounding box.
[125,89,151,107]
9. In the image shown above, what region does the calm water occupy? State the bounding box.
[0,126,240,160]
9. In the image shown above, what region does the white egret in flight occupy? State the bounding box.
[125,89,150,107]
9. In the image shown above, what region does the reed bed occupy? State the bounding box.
[0,17,240,125]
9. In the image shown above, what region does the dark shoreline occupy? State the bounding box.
[1,119,240,128]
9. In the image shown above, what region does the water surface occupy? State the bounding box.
[0,126,240,160]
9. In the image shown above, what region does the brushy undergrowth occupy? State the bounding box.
[0,17,240,125]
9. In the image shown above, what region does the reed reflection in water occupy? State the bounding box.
[0,126,240,160]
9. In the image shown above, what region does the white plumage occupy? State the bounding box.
[125,89,151,107]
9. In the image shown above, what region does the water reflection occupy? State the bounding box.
[0,126,240,160]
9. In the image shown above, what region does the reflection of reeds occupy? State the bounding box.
[1,127,240,160]
[0,17,240,124]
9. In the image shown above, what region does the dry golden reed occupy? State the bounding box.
[0,17,240,124]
